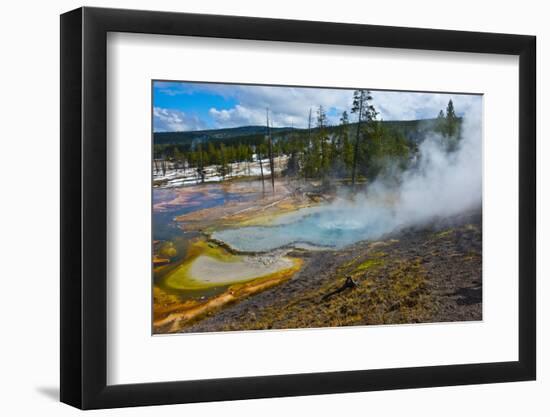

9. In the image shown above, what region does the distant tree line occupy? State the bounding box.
[154,93,462,189]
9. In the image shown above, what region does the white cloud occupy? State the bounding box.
[205,84,482,129]
[209,104,302,128]
[209,105,264,127]
[372,91,482,121]
[153,107,206,132]
[206,86,351,128]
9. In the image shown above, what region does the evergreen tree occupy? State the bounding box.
[334,110,350,175]
[445,99,459,138]
[317,105,328,128]
[342,135,354,174]
[436,109,446,134]
[217,143,229,180]
[350,89,377,186]
[173,148,184,173]
[340,110,349,125]
[441,99,460,151]
[446,99,456,119]
[317,105,330,179]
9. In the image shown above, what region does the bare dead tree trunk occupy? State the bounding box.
[196,166,200,185]
[258,146,265,193]
[266,108,275,192]
[305,108,312,181]
[199,143,205,184]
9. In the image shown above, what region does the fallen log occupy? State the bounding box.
[322,276,358,301]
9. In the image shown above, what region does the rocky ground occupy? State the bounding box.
[182,208,482,333]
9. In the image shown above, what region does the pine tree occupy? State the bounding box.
[340,110,349,125]
[350,90,377,186]
[446,99,456,119]
[332,111,349,176]
[445,99,459,138]
[218,144,228,180]
[436,109,445,131]
[317,105,330,179]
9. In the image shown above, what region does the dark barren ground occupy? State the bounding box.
[183,207,482,333]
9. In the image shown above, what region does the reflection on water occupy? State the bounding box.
[153,184,257,241]
[153,183,260,300]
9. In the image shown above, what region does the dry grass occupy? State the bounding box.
[216,248,433,331]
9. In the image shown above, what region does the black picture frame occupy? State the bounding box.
[60,6,536,410]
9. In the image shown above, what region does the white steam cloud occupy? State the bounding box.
[364,112,482,231]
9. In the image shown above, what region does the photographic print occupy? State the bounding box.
[152,81,482,334]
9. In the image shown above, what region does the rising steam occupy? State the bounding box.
[364,111,482,230]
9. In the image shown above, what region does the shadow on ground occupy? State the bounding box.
[36,386,59,401]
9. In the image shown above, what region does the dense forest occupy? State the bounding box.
[153,90,461,187]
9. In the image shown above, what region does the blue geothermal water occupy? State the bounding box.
[211,204,394,252]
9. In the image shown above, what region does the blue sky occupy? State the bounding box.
[153,81,482,132]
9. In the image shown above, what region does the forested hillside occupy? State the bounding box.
[153,93,462,187]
